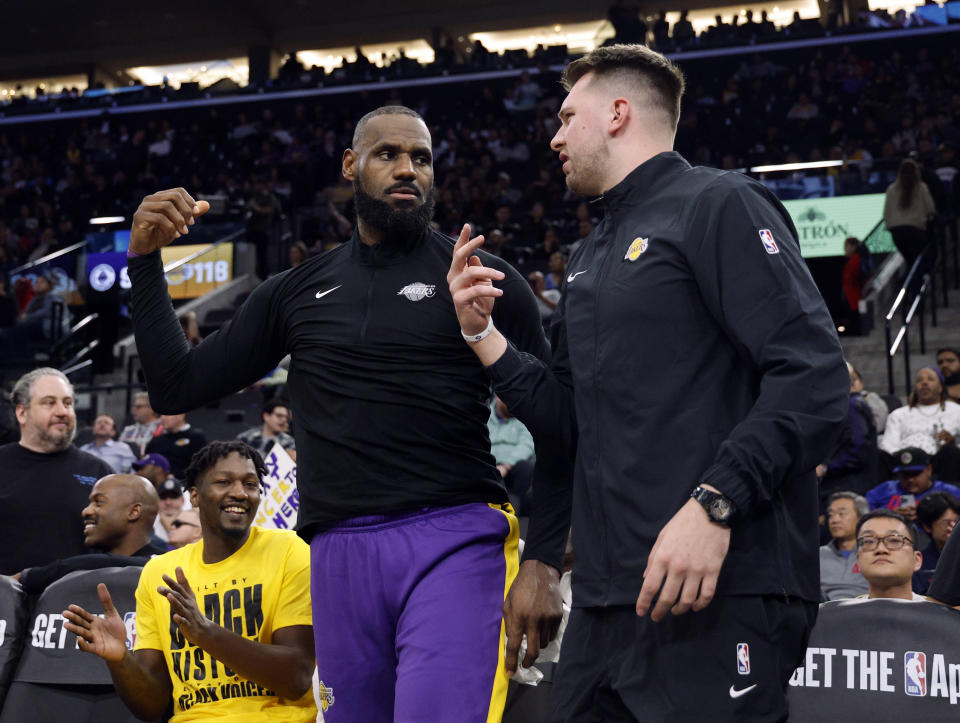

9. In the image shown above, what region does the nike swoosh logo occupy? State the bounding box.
[315,285,342,298]
[567,270,588,283]
[729,684,757,699]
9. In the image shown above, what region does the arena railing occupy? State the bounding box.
[6,240,88,277]
[884,246,937,396]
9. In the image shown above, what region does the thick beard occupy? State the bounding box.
[39,424,75,452]
[354,176,436,248]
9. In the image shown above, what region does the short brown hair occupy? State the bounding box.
[561,44,685,131]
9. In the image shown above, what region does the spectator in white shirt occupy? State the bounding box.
[880,367,960,481]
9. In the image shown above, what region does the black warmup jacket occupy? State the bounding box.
[128,228,550,537]
[490,152,849,605]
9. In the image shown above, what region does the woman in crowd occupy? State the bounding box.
[883,158,935,271]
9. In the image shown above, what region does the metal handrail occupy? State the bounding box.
[885,248,930,323]
[8,240,88,275]
[62,358,93,377]
[162,229,243,274]
[885,242,936,395]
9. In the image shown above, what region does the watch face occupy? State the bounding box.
[710,498,732,520]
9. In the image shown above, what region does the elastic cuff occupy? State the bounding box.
[486,341,523,381]
[520,546,564,574]
[700,463,754,517]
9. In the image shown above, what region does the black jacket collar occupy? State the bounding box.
[599,151,691,215]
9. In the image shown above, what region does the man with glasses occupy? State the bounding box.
[855,509,926,601]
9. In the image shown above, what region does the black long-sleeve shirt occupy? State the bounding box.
[128,228,550,537]
[489,152,849,605]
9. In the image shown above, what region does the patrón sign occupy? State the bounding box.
[781,193,895,259]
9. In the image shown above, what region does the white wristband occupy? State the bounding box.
[462,317,495,343]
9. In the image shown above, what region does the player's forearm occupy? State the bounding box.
[195,626,312,700]
[521,447,574,571]
[107,651,171,720]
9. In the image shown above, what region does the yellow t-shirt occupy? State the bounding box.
[134,527,316,722]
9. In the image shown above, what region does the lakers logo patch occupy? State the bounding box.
[624,237,648,261]
[317,680,336,711]
[397,282,436,301]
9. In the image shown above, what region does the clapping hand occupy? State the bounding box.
[63,583,129,663]
[158,567,211,647]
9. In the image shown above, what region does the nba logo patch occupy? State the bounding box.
[759,229,779,254]
[904,652,926,696]
[123,612,137,650]
[737,643,751,675]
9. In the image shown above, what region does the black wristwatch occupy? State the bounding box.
[691,485,736,526]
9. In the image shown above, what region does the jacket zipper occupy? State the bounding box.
[591,218,613,604]
[360,267,376,343]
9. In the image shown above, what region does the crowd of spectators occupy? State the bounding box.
[817,354,960,599]
[3,2,954,116]
[0,29,954,340]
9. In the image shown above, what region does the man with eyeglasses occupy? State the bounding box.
[855,509,926,601]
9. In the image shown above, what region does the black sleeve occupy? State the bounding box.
[685,180,849,514]
[19,554,149,595]
[488,289,577,571]
[489,260,551,363]
[127,251,287,413]
[928,521,960,606]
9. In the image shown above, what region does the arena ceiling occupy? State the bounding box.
[2,0,590,78]
[1,0,720,80]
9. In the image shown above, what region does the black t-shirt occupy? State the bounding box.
[145,426,208,479]
[0,443,114,575]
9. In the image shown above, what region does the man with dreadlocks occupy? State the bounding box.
[63,441,318,722]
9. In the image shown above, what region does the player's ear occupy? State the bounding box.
[342,148,357,182]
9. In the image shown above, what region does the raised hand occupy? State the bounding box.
[447,224,505,337]
[129,188,211,255]
[159,567,211,647]
[63,583,129,663]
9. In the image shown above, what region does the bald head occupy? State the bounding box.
[81,474,159,555]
